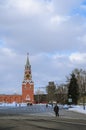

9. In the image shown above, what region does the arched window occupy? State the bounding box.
[26,95,30,100]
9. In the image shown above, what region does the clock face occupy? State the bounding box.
[26,74,30,78]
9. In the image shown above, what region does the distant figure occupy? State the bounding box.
[54,104,59,117]
[46,104,48,108]
[19,103,21,107]
[51,103,53,108]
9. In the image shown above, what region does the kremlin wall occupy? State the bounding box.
[0,54,34,104]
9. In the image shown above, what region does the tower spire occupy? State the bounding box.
[26,52,30,67]
[24,53,32,81]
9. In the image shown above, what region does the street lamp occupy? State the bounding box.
[82,71,86,110]
[83,82,85,110]
[68,95,72,107]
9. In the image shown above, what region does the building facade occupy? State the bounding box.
[0,54,34,104]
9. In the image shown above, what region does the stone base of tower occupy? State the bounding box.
[22,81,34,104]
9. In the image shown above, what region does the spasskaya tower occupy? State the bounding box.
[22,53,34,104]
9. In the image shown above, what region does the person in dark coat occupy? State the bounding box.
[54,104,59,117]
[46,104,48,108]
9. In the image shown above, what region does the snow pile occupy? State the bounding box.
[68,105,86,114]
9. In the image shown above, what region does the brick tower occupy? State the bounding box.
[22,53,34,104]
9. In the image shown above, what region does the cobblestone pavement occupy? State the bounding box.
[0,104,86,130]
[0,104,86,120]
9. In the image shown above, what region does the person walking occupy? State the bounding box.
[54,104,59,117]
[46,104,48,108]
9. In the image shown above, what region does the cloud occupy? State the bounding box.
[69,52,86,64]
[50,15,70,26]
[0,0,86,94]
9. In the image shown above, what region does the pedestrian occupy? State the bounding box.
[46,104,48,108]
[54,104,59,117]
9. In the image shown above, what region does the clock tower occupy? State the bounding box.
[22,53,34,104]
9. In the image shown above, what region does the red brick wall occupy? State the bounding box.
[0,95,22,103]
[0,83,34,103]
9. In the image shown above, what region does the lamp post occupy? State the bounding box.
[83,91,85,110]
[82,71,86,110]
[83,77,86,110]
[68,95,72,107]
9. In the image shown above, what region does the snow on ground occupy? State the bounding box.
[0,102,27,107]
[0,103,86,114]
[63,104,86,114]
[68,105,86,114]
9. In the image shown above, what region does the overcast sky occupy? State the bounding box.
[0,0,86,94]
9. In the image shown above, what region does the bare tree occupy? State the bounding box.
[46,81,56,103]
[73,68,86,96]
[54,84,68,104]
